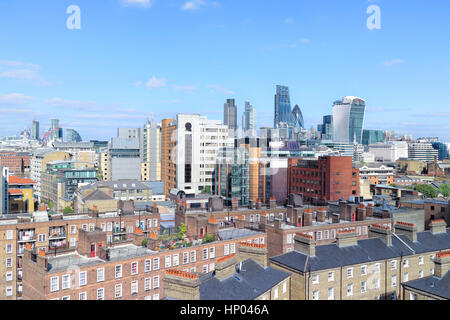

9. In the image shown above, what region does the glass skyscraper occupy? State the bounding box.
[242,101,256,137]
[31,120,39,140]
[223,99,238,136]
[274,85,292,128]
[65,128,83,142]
[362,129,385,146]
[332,96,366,144]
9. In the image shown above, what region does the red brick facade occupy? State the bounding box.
[288,156,360,204]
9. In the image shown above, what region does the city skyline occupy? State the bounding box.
[0,0,449,142]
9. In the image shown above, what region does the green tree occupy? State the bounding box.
[415,184,438,198]
[201,186,212,194]
[438,184,450,197]
[141,239,148,247]
[96,168,103,180]
[177,223,187,239]
[62,206,74,214]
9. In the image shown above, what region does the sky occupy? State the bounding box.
[0,0,449,142]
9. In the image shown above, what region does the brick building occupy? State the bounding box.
[21,225,266,300]
[424,199,449,230]
[0,204,160,300]
[288,156,360,205]
[270,220,450,300]
[0,152,31,175]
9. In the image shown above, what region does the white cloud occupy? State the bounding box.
[121,0,154,7]
[0,69,51,86]
[284,17,294,24]
[182,0,206,11]
[172,84,197,92]
[134,81,142,87]
[300,38,310,44]
[46,98,100,111]
[0,60,40,70]
[146,76,167,89]
[382,59,404,66]
[206,84,234,95]
[0,93,34,105]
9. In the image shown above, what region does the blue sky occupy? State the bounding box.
[0,0,449,142]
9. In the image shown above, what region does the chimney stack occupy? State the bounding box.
[366,203,374,217]
[394,221,417,242]
[256,200,262,210]
[303,208,313,226]
[269,197,276,209]
[369,224,392,246]
[336,229,358,248]
[215,254,237,280]
[356,204,366,221]
[248,200,255,210]
[273,218,282,230]
[238,242,268,268]
[235,215,245,229]
[430,220,447,235]
[163,270,201,300]
[294,232,316,257]
[433,251,450,278]
[331,213,340,224]
[147,232,160,251]
[316,208,327,223]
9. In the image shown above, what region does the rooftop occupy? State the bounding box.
[402,272,450,300]
[271,228,450,273]
[198,259,291,300]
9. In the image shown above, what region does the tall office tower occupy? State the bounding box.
[242,101,256,137]
[141,120,161,181]
[31,120,39,140]
[332,96,366,144]
[0,166,8,215]
[224,98,238,136]
[49,118,63,141]
[108,137,141,181]
[274,85,291,128]
[65,129,83,142]
[290,105,304,129]
[431,142,450,160]
[321,115,333,140]
[161,119,177,196]
[175,114,229,196]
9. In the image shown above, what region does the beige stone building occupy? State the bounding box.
[269,220,450,300]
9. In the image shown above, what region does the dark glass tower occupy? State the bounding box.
[274,85,291,128]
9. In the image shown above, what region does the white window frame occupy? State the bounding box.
[79,271,87,287]
[131,261,138,275]
[115,283,122,298]
[153,276,160,289]
[62,274,71,289]
[328,287,334,300]
[97,268,105,282]
[153,257,160,270]
[145,278,151,291]
[210,247,215,259]
[173,254,179,267]
[97,288,104,300]
[347,267,354,278]
[79,292,87,300]
[145,259,151,272]
[312,274,319,284]
[165,256,171,268]
[50,276,59,292]
[131,280,138,295]
[115,265,123,279]
[224,244,230,256]
[347,283,353,296]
